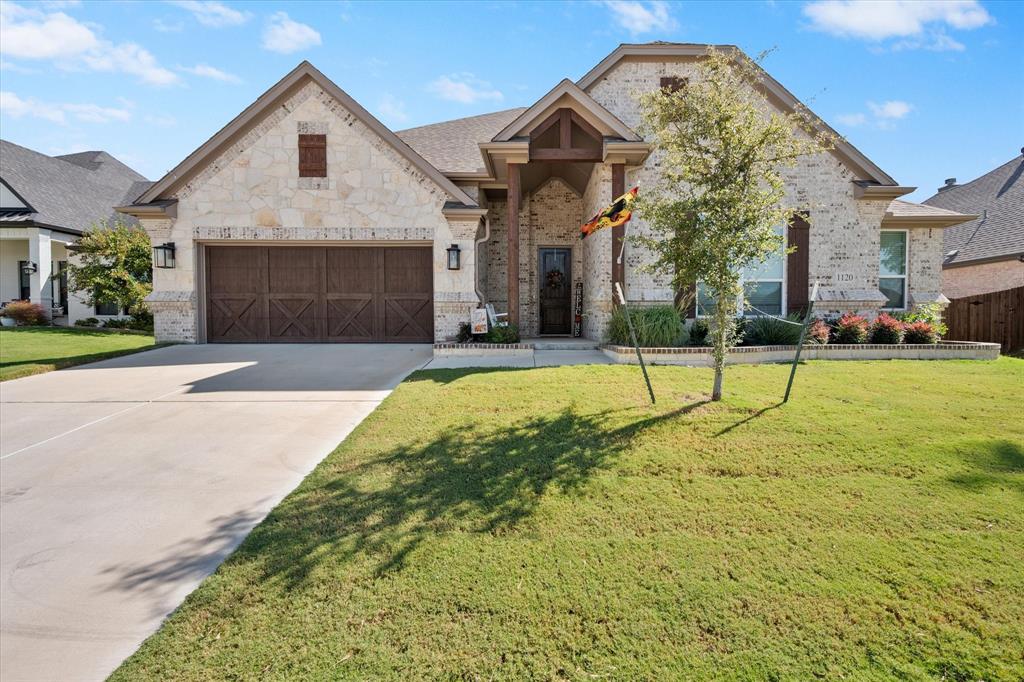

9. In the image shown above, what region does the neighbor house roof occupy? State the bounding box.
[923,151,1024,266]
[397,108,526,176]
[129,61,476,211]
[0,139,150,235]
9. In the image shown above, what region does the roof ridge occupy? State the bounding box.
[924,153,1024,203]
[396,107,529,133]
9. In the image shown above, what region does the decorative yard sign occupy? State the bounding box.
[573,281,583,337]
[471,308,488,335]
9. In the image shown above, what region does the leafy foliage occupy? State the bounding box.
[1,300,48,325]
[634,47,835,399]
[870,313,905,344]
[101,311,154,332]
[608,305,685,347]
[687,319,710,347]
[74,317,100,328]
[807,319,831,345]
[903,321,938,344]
[456,322,474,344]
[897,303,948,339]
[742,314,804,346]
[482,322,520,345]
[66,221,153,315]
[832,313,869,344]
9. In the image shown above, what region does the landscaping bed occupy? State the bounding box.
[111,359,1023,680]
[0,327,158,381]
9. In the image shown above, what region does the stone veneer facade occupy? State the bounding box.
[141,81,477,342]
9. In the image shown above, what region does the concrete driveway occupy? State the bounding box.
[0,343,431,682]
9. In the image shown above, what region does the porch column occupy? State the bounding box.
[507,162,521,326]
[611,163,625,304]
[27,226,53,315]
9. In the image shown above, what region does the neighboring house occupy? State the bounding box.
[923,149,1024,299]
[118,43,973,344]
[0,140,151,323]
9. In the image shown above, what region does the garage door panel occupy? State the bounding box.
[206,245,432,343]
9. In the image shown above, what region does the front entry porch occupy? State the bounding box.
[0,226,72,324]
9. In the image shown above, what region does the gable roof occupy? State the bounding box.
[0,139,150,234]
[491,79,642,143]
[576,43,899,187]
[397,108,526,175]
[923,151,1024,266]
[133,61,476,208]
[883,199,975,227]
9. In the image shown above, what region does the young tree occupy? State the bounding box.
[66,221,153,315]
[634,47,836,401]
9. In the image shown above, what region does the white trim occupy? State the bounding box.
[879,229,909,311]
[695,226,787,318]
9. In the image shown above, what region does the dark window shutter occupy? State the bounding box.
[298,134,326,178]
[660,76,687,93]
[676,282,697,319]
[787,213,810,316]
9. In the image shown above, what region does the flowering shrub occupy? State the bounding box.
[807,318,830,345]
[903,321,938,344]
[870,313,904,344]
[898,303,947,339]
[1,300,47,325]
[832,313,869,344]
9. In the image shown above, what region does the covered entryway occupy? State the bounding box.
[205,245,433,343]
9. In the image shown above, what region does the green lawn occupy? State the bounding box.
[0,327,157,380]
[112,359,1023,681]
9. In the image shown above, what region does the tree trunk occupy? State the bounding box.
[711,293,730,401]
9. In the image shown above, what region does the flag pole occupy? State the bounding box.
[783,280,819,403]
[616,282,655,405]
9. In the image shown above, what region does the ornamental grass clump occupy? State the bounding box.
[832,313,869,344]
[903,321,938,344]
[608,305,685,347]
[743,314,804,346]
[1,301,47,326]
[870,313,904,344]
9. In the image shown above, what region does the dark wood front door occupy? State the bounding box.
[205,245,433,343]
[539,248,572,335]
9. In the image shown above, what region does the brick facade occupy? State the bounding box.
[943,259,1024,299]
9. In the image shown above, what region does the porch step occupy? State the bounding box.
[529,339,600,351]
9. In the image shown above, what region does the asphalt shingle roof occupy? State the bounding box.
[396,108,527,174]
[923,151,1024,265]
[0,140,151,233]
[886,199,968,219]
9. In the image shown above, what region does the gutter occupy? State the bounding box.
[474,215,491,304]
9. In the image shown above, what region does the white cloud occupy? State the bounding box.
[867,100,912,119]
[261,12,321,54]
[152,18,184,33]
[602,1,677,36]
[167,1,250,28]
[179,63,241,83]
[803,1,992,41]
[427,74,503,104]
[145,113,177,127]
[835,112,866,127]
[891,31,966,52]
[0,90,133,124]
[376,93,408,124]
[0,2,179,85]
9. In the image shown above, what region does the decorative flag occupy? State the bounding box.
[580,187,638,239]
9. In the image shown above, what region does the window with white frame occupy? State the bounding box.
[879,230,907,310]
[696,226,786,317]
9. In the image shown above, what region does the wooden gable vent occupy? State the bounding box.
[298,134,327,178]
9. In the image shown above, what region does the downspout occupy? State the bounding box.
[473,215,491,305]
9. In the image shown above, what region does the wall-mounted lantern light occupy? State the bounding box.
[21,261,37,275]
[447,243,461,270]
[153,242,176,269]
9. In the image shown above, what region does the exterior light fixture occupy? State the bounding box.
[21,261,37,275]
[153,242,176,269]
[447,243,461,270]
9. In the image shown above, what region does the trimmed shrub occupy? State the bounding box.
[75,317,100,328]
[608,305,684,347]
[832,313,869,344]
[483,322,520,344]
[897,303,947,339]
[456,322,473,343]
[807,319,830,345]
[870,313,904,344]
[743,314,804,346]
[1,300,47,325]
[903,321,938,344]
[102,312,153,332]
[687,319,710,347]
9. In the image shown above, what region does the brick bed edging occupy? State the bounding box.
[600,341,1001,366]
[433,342,533,357]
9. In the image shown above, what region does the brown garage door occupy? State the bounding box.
[205,245,433,343]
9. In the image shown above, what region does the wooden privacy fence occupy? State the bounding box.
[944,285,1024,352]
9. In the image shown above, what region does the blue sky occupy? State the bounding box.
[1,0,1021,201]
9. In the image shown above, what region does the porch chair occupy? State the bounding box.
[484,303,508,328]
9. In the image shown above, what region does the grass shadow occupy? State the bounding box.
[714,402,784,437]
[945,439,1024,495]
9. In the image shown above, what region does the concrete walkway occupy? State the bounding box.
[0,344,432,682]
[423,349,613,369]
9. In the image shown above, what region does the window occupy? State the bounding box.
[94,287,119,316]
[298,134,326,178]
[696,226,786,317]
[18,261,30,300]
[879,230,907,310]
